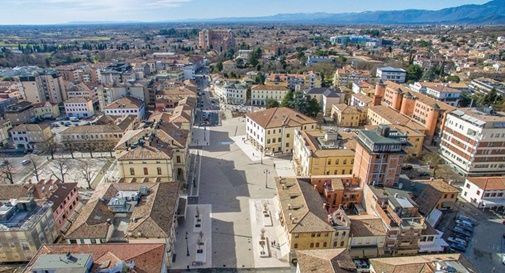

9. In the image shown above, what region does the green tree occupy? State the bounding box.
[216,61,223,72]
[265,98,280,108]
[446,75,460,83]
[281,90,295,107]
[406,64,423,82]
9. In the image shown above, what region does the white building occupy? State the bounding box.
[104,96,145,119]
[440,108,505,176]
[306,55,334,66]
[214,81,247,105]
[461,176,505,211]
[10,123,53,150]
[409,82,461,106]
[63,98,95,118]
[250,84,289,106]
[376,67,406,83]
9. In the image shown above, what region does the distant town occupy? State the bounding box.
[0,13,504,273]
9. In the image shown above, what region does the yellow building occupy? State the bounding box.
[250,84,290,106]
[331,104,367,127]
[275,177,350,260]
[293,129,355,176]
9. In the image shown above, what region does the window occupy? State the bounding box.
[323,242,327,247]
[143,167,148,175]
[476,190,481,195]
[340,241,344,247]
[465,183,470,189]
[177,156,181,163]
[315,242,320,247]
[294,243,298,249]
[311,233,315,237]
[157,167,162,175]
[310,243,314,248]
[130,168,135,176]
[286,133,290,138]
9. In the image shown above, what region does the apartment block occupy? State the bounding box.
[376,67,406,83]
[0,191,58,262]
[353,126,409,187]
[440,107,505,176]
[461,176,505,211]
[409,82,461,106]
[10,123,53,151]
[63,97,95,118]
[214,81,247,105]
[246,107,317,155]
[333,66,371,87]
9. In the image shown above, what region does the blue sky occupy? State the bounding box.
[0,0,490,24]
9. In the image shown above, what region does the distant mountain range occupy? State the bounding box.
[201,0,505,25]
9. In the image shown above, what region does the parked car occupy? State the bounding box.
[455,219,474,230]
[401,164,413,170]
[456,215,476,224]
[448,242,467,252]
[452,226,472,238]
[455,223,474,233]
[21,159,31,165]
[447,236,468,247]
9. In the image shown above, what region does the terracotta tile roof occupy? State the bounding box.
[65,182,179,241]
[105,96,143,110]
[117,145,172,161]
[369,254,477,273]
[246,107,316,129]
[61,124,123,135]
[275,177,334,233]
[349,217,387,237]
[11,123,49,132]
[26,243,166,273]
[251,84,289,91]
[0,184,35,200]
[296,249,356,273]
[466,176,505,191]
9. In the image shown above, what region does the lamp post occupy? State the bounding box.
[185,232,190,256]
[263,169,270,189]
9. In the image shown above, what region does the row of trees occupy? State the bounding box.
[264,90,321,117]
[0,157,96,189]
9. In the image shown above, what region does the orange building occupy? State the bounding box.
[353,125,409,187]
[374,81,455,145]
[309,175,362,211]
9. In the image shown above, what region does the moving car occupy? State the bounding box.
[21,159,31,165]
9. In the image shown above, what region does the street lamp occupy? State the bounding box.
[185,232,190,256]
[263,169,271,189]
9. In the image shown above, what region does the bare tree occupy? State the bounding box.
[0,159,15,184]
[30,156,41,183]
[44,138,59,160]
[51,159,69,183]
[423,152,444,178]
[78,159,94,189]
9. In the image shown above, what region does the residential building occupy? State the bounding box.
[322,88,345,116]
[409,82,461,106]
[0,118,12,146]
[309,176,362,211]
[104,96,145,119]
[293,129,355,176]
[250,84,289,106]
[461,176,505,211]
[440,107,505,176]
[64,182,181,267]
[415,179,459,215]
[376,67,406,83]
[99,62,135,86]
[63,97,95,118]
[61,124,124,152]
[350,93,373,107]
[32,102,60,120]
[365,185,426,256]
[0,188,58,262]
[304,87,343,110]
[295,249,357,273]
[306,55,335,66]
[469,77,505,96]
[18,70,67,104]
[32,179,80,233]
[352,81,375,97]
[10,123,53,151]
[333,66,371,87]
[25,243,168,273]
[353,126,409,187]
[266,72,322,91]
[275,177,351,260]
[366,124,424,157]
[331,104,367,128]
[348,217,387,258]
[97,84,148,111]
[66,82,96,102]
[214,81,247,105]
[369,254,477,273]
[4,101,34,125]
[330,35,385,47]
[246,107,317,155]
[198,29,235,52]
[375,81,455,145]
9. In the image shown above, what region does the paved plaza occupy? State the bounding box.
[195,117,283,269]
[248,199,290,268]
[172,204,213,270]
